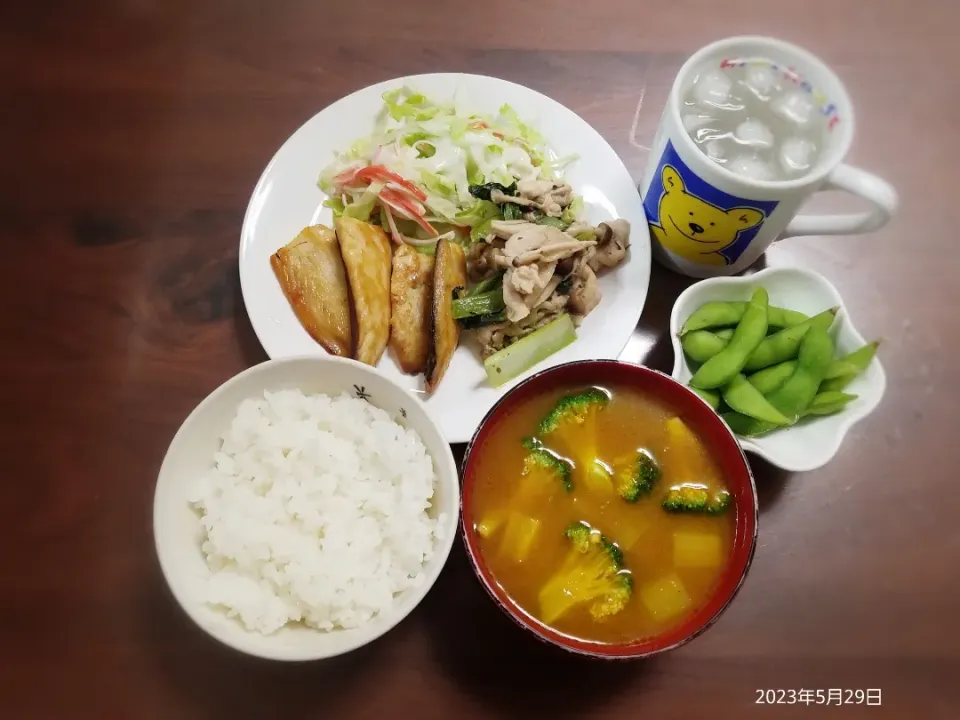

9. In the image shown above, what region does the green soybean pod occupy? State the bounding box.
[742,308,836,372]
[690,288,769,390]
[682,327,737,364]
[681,331,730,364]
[768,306,809,329]
[724,328,835,436]
[722,374,791,425]
[802,391,858,417]
[690,386,721,410]
[765,326,835,422]
[823,359,859,379]
[746,360,798,395]
[680,302,746,335]
[720,411,761,437]
[681,301,808,335]
[820,341,881,391]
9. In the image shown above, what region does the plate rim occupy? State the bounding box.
[238,71,651,443]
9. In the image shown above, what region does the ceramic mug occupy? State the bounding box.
[640,36,897,278]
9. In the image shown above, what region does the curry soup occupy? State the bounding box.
[469,384,735,644]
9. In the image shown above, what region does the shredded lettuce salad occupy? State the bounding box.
[318,87,580,249]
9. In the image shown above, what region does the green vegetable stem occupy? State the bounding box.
[483,314,577,388]
[451,288,505,319]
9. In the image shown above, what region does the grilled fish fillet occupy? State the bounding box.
[270,225,352,356]
[390,244,435,374]
[335,216,392,366]
[426,239,467,392]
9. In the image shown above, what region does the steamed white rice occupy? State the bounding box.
[187,389,443,635]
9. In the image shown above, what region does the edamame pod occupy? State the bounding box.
[741,308,836,372]
[823,360,859,380]
[681,301,808,335]
[802,391,858,417]
[724,327,835,436]
[690,288,769,390]
[746,360,798,395]
[725,390,858,435]
[766,327,835,420]
[720,411,757,437]
[722,374,790,425]
[690,386,720,410]
[682,310,836,369]
[681,331,730,364]
[819,341,880,392]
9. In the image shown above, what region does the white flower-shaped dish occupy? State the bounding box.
[670,267,887,472]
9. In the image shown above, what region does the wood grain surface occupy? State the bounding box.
[2,1,958,718]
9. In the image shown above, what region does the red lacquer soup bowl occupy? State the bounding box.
[460,360,759,659]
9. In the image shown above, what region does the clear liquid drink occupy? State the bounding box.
[682,58,833,182]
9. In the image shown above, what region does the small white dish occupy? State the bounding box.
[669,267,886,472]
[239,72,651,443]
[153,356,460,661]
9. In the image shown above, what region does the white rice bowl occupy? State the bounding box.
[187,389,445,635]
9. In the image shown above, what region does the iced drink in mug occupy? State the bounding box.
[640,36,897,278]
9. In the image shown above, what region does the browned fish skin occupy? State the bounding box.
[426,239,467,392]
[270,225,352,356]
[335,216,392,366]
[390,245,435,374]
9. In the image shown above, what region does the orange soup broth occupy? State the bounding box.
[469,385,735,645]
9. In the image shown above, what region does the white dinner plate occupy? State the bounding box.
[239,73,651,443]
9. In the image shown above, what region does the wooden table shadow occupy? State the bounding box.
[137,560,370,720]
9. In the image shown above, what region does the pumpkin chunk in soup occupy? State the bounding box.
[470,384,735,644]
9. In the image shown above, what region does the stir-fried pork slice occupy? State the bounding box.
[489,220,538,241]
[489,179,574,217]
[513,240,593,265]
[516,178,574,217]
[516,178,554,197]
[503,261,557,322]
[490,189,537,207]
[489,222,596,265]
[568,263,601,316]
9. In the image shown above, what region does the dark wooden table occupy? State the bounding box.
[2,1,957,718]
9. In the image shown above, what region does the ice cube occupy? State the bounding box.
[693,70,733,109]
[735,119,774,149]
[779,137,817,174]
[742,65,778,99]
[705,139,727,163]
[728,154,776,182]
[772,90,816,126]
[695,127,723,143]
[683,113,714,133]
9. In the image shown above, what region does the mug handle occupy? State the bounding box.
[781,164,898,238]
